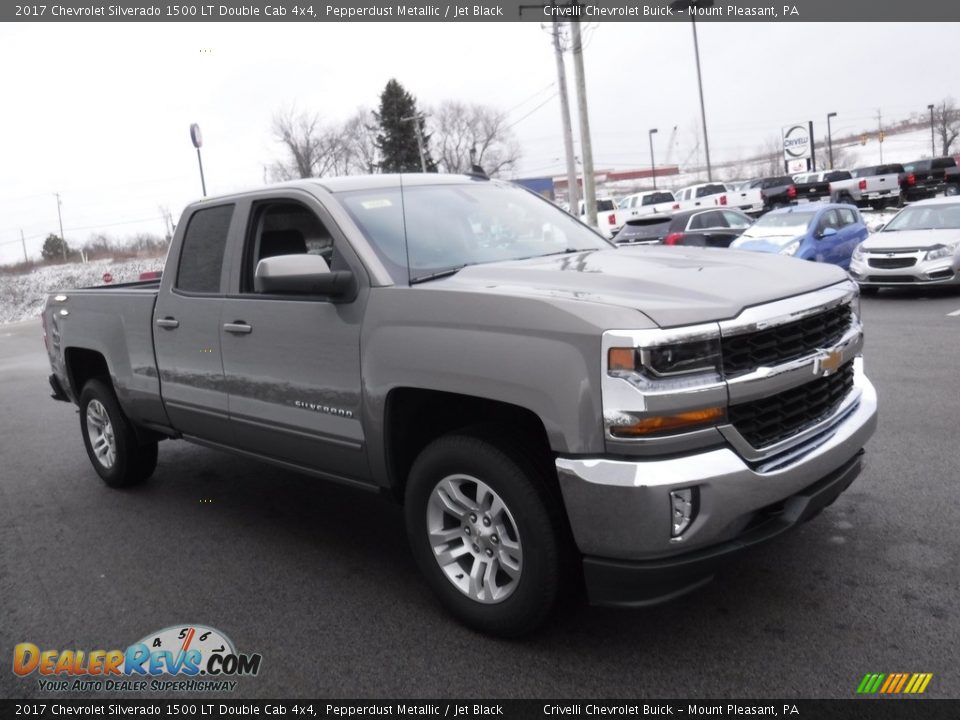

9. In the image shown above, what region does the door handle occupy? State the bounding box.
[223,322,253,335]
[156,317,179,329]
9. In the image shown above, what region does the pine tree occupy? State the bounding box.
[41,234,69,262]
[374,79,436,173]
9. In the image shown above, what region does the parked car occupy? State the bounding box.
[42,174,876,636]
[849,196,960,291]
[614,208,753,247]
[578,196,620,238]
[900,157,957,201]
[605,191,679,237]
[745,176,798,211]
[830,165,903,209]
[730,204,867,269]
[793,170,853,204]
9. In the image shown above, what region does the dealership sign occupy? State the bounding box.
[783,122,815,171]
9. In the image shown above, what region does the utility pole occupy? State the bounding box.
[54,193,66,261]
[20,229,28,263]
[401,114,428,172]
[570,18,596,228]
[550,18,579,214]
[648,128,659,189]
[928,104,936,156]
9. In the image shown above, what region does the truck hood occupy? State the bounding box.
[861,229,960,251]
[434,246,848,328]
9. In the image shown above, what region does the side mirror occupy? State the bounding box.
[254,254,353,296]
[819,227,838,239]
[872,223,886,232]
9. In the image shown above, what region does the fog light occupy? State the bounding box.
[670,487,699,538]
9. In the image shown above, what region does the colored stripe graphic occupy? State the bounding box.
[857,673,933,694]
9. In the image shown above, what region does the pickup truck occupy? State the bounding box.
[900,156,956,201]
[793,170,853,203]
[830,164,903,209]
[608,190,679,234]
[744,176,798,211]
[43,174,877,636]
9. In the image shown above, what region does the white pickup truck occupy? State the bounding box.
[609,190,678,233]
[829,165,903,210]
[674,182,764,216]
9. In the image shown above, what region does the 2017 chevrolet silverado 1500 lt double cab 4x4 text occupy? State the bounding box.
[43,175,877,636]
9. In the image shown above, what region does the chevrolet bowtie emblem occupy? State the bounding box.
[814,349,843,375]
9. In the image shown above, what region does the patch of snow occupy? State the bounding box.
[0,257,164,325]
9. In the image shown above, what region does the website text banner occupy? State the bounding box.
[5,0,960,22]
[3,700,960,719]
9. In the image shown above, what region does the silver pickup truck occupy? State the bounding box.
[43,174,877,636]
[830,164,903,209]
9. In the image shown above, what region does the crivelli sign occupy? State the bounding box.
[782,122,815,172]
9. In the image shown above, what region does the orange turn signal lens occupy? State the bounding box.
[608,347,636,372]
[609,407,725,438]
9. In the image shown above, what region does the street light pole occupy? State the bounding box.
[189,123,207,197]
[827,112,837,169]
[54,192,66,261]
[928,104,936,156]
[672,0,714,181]
[648,128,658,188]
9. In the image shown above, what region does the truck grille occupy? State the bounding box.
[868,256,916,269]
[729,361,855,448]
[721,304,852,377]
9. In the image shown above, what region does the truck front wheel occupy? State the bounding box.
[79,379,157,488]
[404,433,563,636]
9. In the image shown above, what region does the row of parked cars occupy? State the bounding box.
[582,173,960,292]
[582,154,960,240]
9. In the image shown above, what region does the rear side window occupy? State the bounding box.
[688,211,726,230]
[176,204,234,294]
[696,184,725,198]
[837,208,858,226]
[642,192,675,205]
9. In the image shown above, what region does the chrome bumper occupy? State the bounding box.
[851,254,960,286]
[556,361,877,562]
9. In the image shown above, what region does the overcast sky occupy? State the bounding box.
[0,21,956,264]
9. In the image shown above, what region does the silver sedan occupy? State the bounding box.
[850,197,960,290]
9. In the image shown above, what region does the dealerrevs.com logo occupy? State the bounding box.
[13,625,262,693]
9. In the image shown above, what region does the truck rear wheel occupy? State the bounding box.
[404,432,563,636]
[79,379,157,488]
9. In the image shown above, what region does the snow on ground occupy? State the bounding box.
[0,257,164,325]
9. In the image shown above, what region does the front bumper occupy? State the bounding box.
[851,254,960,287]
[556,366,877,606]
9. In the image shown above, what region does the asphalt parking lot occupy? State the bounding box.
[1,286,959,700]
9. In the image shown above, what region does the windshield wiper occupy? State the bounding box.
[410,265,468,285]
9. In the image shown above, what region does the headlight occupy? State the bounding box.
[609,339,721,379]
[780,239,801,256]
[925,243,958,261]
[852,244,865,261]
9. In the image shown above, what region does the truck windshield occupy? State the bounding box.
[883,203,960,232]
[338,182,612,284]
[739,211,816,239]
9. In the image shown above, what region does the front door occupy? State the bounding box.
[219,195,371,485]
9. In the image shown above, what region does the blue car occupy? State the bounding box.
[729,204,868,269]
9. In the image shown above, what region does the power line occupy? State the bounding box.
[504,92,559,131]
[0,214,167,246]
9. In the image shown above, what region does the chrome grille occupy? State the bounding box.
[721,304,852,377]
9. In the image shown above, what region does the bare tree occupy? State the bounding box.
[338,109,379,175]
[933,98,960,157]
[270,106,347,180]
[429,101,521,177]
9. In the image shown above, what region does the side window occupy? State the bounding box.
[722,211,752,229]
[176,204,234,294]
[242,201,337,293]
[688,211,725,230]
[818,210,840,233]
[837,208,857,226]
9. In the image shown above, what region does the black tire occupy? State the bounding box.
[404,432,564,637]
[79,379,157,488]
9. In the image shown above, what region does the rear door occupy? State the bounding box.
[153,203,238,443]
[219,191,372,485]
[834,207,866,268]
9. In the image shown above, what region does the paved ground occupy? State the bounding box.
[1,288,959,700]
